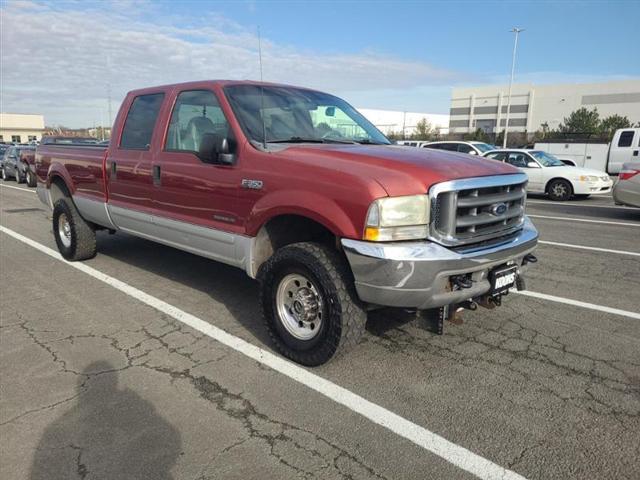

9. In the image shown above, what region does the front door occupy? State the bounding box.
[152,89,245,267]
[505,152,544,192]
[107,92,166,233]
[609,130,638,174]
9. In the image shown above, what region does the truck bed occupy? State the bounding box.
[36,143,108,201]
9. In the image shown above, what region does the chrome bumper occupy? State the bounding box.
[341,217,538,309]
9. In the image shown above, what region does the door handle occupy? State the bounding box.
[110,161,117,180]
[153,165,161,186]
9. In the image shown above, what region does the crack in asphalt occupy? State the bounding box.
[2,314,389,480]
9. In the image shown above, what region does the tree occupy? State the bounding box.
[411,118,434,140]
[558,107,600,134]
[599,114,632,137]
[464,128,491,143]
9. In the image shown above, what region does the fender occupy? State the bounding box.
[46,162,76,195]
[246,189,364,239]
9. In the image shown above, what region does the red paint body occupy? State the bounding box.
[36,80,517,239]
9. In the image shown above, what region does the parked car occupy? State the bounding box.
[35,80,538,366]
[483,149,613,201]
[1,145,36,183]
[20,148,38,186]
[396,140,430,147]
[423,141,496,156]
[534,128,640,174]
[613,162,640,207]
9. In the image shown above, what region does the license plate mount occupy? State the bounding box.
[489,265,518,295]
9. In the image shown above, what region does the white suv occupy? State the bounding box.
[423,141,496,156]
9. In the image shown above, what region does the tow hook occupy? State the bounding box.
[523,253,537,266]
[452,275,473,289]
[478,294,502,309]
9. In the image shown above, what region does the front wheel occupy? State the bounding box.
[258,242,366,366]
[53,198,97,261]
[1,168,8,181]
[15,169,24,183]
[548,179,572,201]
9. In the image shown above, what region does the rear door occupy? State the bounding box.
[608,129,639,174]
[107,92,165,232]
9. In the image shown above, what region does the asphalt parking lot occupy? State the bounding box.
[1,181,639,480]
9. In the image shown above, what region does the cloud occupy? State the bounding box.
[0,1,462,127]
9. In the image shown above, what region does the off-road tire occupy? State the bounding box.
[26,169,37,187]
[52,198,97,261]
[547,179,572,201]
[258,242,366,366]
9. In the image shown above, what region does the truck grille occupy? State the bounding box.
[429,174,528,247]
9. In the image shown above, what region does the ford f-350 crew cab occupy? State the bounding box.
[35,80,538,366]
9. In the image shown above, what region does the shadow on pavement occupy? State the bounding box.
[30,361,181,480]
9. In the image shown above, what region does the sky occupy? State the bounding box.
[1,0,638,128]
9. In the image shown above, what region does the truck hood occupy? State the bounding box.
[275,144,519,196]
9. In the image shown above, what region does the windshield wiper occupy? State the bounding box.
[267,136,355,144]
[355,139,388,145]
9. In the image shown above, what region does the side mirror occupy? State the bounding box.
[526,161,539,168]
[468,150,477,155]
[199,133,234,165]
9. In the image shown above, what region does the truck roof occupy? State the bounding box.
[127,79,322,97]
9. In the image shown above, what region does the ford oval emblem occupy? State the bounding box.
[490,202,508,216]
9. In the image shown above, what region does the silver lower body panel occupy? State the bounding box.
[341,217,538,309]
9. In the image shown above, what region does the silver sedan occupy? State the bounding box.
[613,162,640,207]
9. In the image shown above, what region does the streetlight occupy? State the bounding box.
[503,27,524,148]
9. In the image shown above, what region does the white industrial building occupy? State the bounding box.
[0,113,45,143]
[449,79,640,135]
[358,108,449,136]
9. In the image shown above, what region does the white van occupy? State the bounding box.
[534,128,639,175]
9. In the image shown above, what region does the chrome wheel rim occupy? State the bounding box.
[275,273,323,341]
[58,213,72,248]
[552,182,567,198]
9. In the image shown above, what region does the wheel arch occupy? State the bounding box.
[248,213,341,278]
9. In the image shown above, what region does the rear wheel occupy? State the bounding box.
[52,198,97,261]
[1,168,8,181]
[548,179,572,201]
[26,169,36,187]
[258,242,366,366]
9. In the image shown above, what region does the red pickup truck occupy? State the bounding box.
[35,80,538,366]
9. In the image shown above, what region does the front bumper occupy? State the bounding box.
[573,179,613,195]
[342,217,538,310]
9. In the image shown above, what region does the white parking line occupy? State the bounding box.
[513,290,640,320]
[528,214,640,227]
[0,183,35,194]
[538,240,640,257]
[527,200,630,209]
[0,224,528,480]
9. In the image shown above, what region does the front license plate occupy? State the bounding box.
[490,265,517,294]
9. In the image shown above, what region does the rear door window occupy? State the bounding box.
[618,130,634,147]
[120,93,165,150]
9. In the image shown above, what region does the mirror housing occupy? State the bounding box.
[199,133,235,165]
[468,150,477,155]
[526,161,539,168]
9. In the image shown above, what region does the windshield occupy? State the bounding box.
[472,142,496,153]
[530,151,565,167]
[224,85,390,145]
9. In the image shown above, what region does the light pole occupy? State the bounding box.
[503,27,524,148]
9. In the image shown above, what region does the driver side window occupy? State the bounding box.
[166,90,230,153]
[506,153,528,168]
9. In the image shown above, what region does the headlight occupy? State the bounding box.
[364,195,429,241]
[578,175,599,182]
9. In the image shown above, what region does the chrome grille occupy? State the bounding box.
[429,174,528,247]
